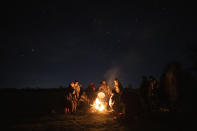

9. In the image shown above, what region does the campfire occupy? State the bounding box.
[93,98,105,111]
[91,92,107,112]
[91,92,114,113]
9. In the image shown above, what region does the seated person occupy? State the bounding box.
[78,92,89,112]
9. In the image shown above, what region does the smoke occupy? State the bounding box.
[104,66,122,87]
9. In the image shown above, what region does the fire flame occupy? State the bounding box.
[109,93,114,109]
[91,91,114,113]
[91,92,106,112]
[94,98,105,112]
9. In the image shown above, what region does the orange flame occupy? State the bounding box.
[93,98,105,112]
[91,92,107,112]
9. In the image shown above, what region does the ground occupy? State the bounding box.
[10,112,126,131]
[0,89,191,131]
[7,111,190,131]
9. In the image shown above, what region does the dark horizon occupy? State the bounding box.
[1,1,195,89]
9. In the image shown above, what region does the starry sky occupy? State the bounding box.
[1,1,194,88]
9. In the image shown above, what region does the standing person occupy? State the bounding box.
[64,82,75,114]
[98,80,111,107]
[148,76,155,112]
[140,76,149,99]
[98,80,111,96]
[151,79,160,111]
[68,81,78,113]
[165,65,180,112]
[65,92,72,114]
[114,79,120,93]
[74,81,81,100]
[98,80,107,92]
[86,82,96,104]
[139,76,149,113]
[159,74,170,112]
[69,81,75,94]
[111,79,122,111]
[111,79,124,119]
[71,91,77,113]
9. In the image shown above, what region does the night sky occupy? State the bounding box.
[1,1,194,88]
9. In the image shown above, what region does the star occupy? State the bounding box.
[32,48,35,53]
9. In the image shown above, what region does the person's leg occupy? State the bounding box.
[76,102,77,112]
[74,104,76,112]
[75,103,77,112]
[148,96,152,112]
[76,102,78,112]
[67,108,69,114]
[74,101,76,112]
[74,103,76,112]
[72,102,74,112]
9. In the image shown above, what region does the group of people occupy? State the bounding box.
[64,79,123,115]
[140,76,163,112]
[64,64,181,115]
[96,79,123,112]
[64,81,89,114]
[140,72,180,112]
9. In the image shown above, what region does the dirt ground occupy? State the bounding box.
[10,112,126,131]
[6,111,190,131]
[0,89,192,131]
